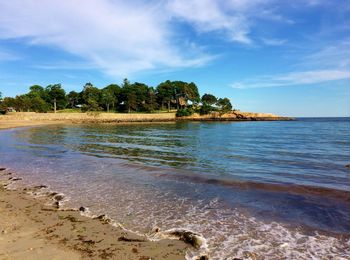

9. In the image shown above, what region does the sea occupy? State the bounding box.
[0,118,349,259]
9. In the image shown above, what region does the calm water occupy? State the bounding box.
[1,118,350,259]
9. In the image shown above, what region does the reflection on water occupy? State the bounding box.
[1,118,350,259]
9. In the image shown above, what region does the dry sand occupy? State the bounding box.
[0,169,190,259]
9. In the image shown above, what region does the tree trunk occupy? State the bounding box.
[167,101,170,112]
[107,103,110,113]
[54,98,57,113]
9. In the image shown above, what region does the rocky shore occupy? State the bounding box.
[178,111,294,121]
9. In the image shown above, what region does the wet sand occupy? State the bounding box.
[0,119,66,130]
[0,169,190,259]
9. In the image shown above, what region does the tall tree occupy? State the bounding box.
[156,80,174,111]
[46,84,67,112]
[80,83,101,111]
[201,93,217,105]
[101,87,114,112]
[217,98,232,113]
[67,91,79,108]
[102,84,120,111]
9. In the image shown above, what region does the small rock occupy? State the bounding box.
[346,164,350,168]
[34,185,47,189]
[53,201,60,209]
[0,168,6,171]
[151,226,160,233]
[79,206,86,212]
[11,177,22,181]
[118,236,145,242]
[94,214,111,224]
[197,255,209,260]
[169,230,202,249]
[48,192,58,197]
[54,195,64,201]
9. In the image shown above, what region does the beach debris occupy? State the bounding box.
[48,192,58,198]
[33,185,47,189]
[168,230,203,249]
[151,226,160,233]
[11,177,22,181]
[54,194,64,201]
[118,236,146,242]
[79,206,86,212]
[53,201,60,209]
[0,168,6,171]
[93,214,111,224]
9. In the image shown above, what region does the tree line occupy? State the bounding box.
[0,79,232,116]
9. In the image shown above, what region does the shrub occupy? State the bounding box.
[176,108,194,117]
[199,104,213,115]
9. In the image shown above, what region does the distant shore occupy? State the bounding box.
[0,111,293,130]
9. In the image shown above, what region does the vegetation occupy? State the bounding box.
[0,80,232,116]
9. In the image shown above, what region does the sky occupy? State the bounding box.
[0,0,349,117]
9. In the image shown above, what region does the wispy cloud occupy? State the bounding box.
[0,0,214,77]
[261,38,287,46]
[0,0,336,78]
[301,40,350,69]
[0,49,20,61]
[231,70,350,89]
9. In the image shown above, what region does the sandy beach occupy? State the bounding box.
[0,120,195,259]
[0,168,191,259]
[0,111,291,131]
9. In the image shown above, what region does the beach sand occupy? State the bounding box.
[0,170,190,259]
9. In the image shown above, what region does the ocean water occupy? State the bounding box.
[0,118,350,259]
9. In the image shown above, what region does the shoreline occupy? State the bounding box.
[0,111,294,130]
[0,167,196,259]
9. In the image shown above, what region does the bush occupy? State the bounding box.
[199,104,213,115]
[176,108,194,117]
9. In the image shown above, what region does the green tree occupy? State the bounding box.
[80,83,101,111]
[101,87,114,112]
[67,91,79,108]
[144,87,158,112]
[46,84,67,112]
[201,93,217,106]
[120,80,148,112]
[217,98,232,113]
[105,84,120,110]
[16,95,32,112]
[156,80,174,111]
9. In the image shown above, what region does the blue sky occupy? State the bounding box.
[0,0,349,116]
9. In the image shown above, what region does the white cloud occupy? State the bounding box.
[231,70,350,89]
[261,38,287,46]
[0,0,323,77]
[302,40,350,69]
[0,49,20,61]
[0,0,213,77]
[167,0,252,44]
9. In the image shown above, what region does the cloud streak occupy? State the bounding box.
[0,0,214,77]
[231,70,350,89]
[0,0,298,77]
